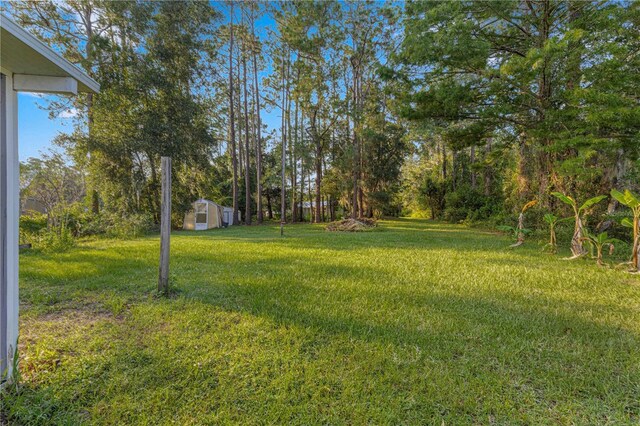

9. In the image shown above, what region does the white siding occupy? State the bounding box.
[1,68,19,383]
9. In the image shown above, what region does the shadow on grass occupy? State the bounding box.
[12,218,640,423]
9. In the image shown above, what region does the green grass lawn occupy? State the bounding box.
[3,219,640,425]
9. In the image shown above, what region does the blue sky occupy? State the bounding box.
[13,1,394,161]
[16,1,281,162]
[18,93,76,160]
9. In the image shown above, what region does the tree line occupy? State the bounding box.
[9,0,639,232]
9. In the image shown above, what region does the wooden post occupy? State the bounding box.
[158,157,171,295]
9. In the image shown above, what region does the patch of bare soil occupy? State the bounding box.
[17,307,123,381]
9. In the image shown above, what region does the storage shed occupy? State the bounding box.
[222,206,241,226]
[183,199,241,230]
[183,199,223,230]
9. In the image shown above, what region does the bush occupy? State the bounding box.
[21,205,156,249]
[37,225,76,252]
[19,213,48,244]
[109,212,156,238]
[443,185,500,223]
[21,222,76,252]
[420,177,446,219]
[86,211,156,238]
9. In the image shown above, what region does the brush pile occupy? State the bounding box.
[326,218,377,232]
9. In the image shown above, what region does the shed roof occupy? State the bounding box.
[0,14,100,93]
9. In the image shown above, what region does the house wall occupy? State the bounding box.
[1,68,19,383]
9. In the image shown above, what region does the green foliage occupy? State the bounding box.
[543,213,561,253]
[497,225,532,241]
[543,213,559,225]
[581,230,622,266]
[444,185,498,223]
[611,189,640,271]
[552,192,576,208]
[611,189,640,210]
[32,224,76,253]
[82,212,156,239]
[419,176,446,220]
[551,192,607,217]
[19,214,48,244]
[580,196,609,213]
[396,0,639,216]
[19,213,75,252]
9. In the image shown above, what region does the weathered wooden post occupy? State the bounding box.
[158,156,171,295]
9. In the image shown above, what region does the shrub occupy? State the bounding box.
[19,213,48,245]
[420,177,446,219]
[443,185,499,223]
[37,224,76,252]
[93,211,156,238]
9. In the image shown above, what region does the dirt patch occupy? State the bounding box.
[326,218,377,232]
[18,306,125,379]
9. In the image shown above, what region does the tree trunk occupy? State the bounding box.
[229,4,239,225]
[470,145,477,189]
[351,63,360,219]
[517,132,532,202]
[280,50,287,235]
[510,212,526,247]
[81,5,100,216]
[309,177,314,223]
[291,99,299,222]
[266,191,273,220]
[158,157,171,295]
[535,0,553,207]
[329,196,335,221]
[483,138,492,196]
[441,142,447,180]
[601,148,627,231]
[300,157,305,222]
[452,150,458,191]
[571,215,587,257]
[312,111,323,223]
[285,65,293,224]
[516,213,525,244]
[251,14,263,224]
[148,154,160,223]
[632,216,639,271]
[242,47,251,225]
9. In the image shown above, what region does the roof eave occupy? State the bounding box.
[1,14,100,94]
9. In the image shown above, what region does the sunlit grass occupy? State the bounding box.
[3,218,639,424]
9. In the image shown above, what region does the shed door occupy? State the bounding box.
[194,202,208,230]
